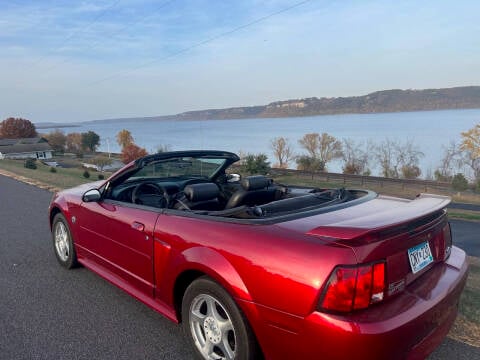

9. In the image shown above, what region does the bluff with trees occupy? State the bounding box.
[86,86,480,124]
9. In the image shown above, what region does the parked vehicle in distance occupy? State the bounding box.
[49,150,468,360]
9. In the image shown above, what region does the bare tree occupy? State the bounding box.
[298,133,319,158]
[342,139,370,175]
[435,141,461,181]
[374,139,396,178]
[298,132,342,171]
[270,137,294,168]
[397,140,424,176]
[374,139,424,178]
[318,133,343,164]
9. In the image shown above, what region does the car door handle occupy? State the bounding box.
[131,221,145,232]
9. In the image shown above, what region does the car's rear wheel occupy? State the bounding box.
[52,213,78,269]
[182,277,259,360]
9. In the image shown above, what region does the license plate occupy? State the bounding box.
[408,242,433,274]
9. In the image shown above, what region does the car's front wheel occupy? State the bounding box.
[182,277,259,360]
[52,213,78,269]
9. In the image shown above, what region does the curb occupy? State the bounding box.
[0,169,62,193]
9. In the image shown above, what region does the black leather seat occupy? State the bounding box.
[224,175,279,209]
[174,183,222,211]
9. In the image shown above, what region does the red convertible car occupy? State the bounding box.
[49,150,468,360]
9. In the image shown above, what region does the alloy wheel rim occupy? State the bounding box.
[189,294,236,360]
[54,222,70,262]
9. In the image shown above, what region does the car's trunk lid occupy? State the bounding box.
[277,193,452,298]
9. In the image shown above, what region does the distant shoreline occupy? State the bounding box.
[35,85,480,128]
[37,107,480,130]
[36,123,81,129]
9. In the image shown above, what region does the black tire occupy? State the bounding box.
[182,277,260,360]
[51,213,78,269]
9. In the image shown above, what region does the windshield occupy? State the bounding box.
[131,156,227,180]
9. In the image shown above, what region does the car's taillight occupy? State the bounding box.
[443,222,452,260]
[319,262,386,312]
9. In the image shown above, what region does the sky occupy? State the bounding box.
[0,0,479,123]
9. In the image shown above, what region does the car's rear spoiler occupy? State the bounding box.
[305,194,451,241]
[327,194,451,229]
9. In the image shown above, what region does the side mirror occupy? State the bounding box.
[82,189,101,202]
[227,173,241,183]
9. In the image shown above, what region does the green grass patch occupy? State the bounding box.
[449,257,480,347]
[0,159,111,189]
[460,287,480,323]
[459,257,480,323]
[447,209,480,222]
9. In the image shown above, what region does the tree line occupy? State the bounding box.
[267,134,423,179]
[245,124,480,191]
[0,118,148,168]
[0,117,101,153]
[42,128,151,166]
[2,117,480,188]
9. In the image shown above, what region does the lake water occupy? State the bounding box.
[65,109,480,175]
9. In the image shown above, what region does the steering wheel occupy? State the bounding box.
[132,182,170,207]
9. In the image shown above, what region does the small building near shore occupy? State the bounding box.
[0,137,53,160]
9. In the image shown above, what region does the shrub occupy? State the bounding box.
[83,170,90,179]
[451,173,468,191]
[98,174,105,180]
[401,165,421,179]
[24,158,37,169]
[434,170,451,182]
[296,155,325,172]
[342,162,362,175]
[91,156,112,171]
[241,153,270,175]
[121,143,148,163]
[49,167,57,173]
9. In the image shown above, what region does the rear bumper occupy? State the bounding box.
[243,246,468,360]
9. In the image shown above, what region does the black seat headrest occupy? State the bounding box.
[184,183,219,202]
[241,175,272,191]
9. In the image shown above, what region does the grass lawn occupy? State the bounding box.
[0,159,111,189]
[447,209,480,222]
[449,256,480,347]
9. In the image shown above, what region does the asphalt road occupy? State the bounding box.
[0,175,478,360]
